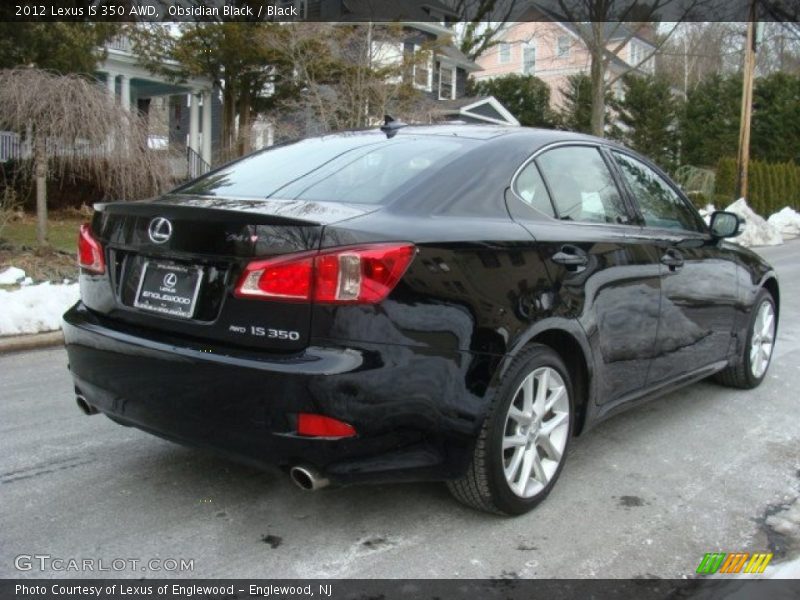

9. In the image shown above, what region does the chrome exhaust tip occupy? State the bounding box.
[289,465,329,491]
[76,395,98,416]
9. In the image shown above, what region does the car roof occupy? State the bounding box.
[332,123,618,149]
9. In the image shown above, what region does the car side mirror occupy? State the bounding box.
[709,211,742,238]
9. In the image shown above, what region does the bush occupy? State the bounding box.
[715,158,737,200]
[715,156,800,216]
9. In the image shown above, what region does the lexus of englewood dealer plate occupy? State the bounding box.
[63,124,779,515]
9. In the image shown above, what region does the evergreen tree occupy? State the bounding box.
[616,74,680,171]
[751,72,800,163]
[0,23,117,74]
[468,74,556,128]
[680,74,741,168]
[559,74,595,134]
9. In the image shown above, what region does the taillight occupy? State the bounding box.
[235,254,313,300]
[235,243,415,304]
[78,223,105,274]
[297,413,357,438]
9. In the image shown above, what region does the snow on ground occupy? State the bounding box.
[769,556,800,578]
[765,495,800,578]
[725,198,784,247]
[698,201,797,247]
[699,204,716,225]
[0,266,26,285]
[768,207,800,239]
[0,267,79,336]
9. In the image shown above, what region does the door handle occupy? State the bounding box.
[660,249,684,270]
[551,245,589,268]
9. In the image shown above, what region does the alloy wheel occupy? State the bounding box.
[502,367,570,498]
[750,300,775,379]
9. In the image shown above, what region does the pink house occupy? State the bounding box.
[474,17,656,109]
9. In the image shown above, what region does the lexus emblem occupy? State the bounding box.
[148,217,172,244]
[163,273,178,288]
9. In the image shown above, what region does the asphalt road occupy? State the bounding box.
[2,241,799,580]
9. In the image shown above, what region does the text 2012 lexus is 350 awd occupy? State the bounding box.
[64,124,779,514]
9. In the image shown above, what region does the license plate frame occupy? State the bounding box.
[133,260,204,319]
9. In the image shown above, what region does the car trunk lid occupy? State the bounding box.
[86,195,378,352]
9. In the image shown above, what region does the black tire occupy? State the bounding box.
[447,344,574,515]
[714,288,776,389]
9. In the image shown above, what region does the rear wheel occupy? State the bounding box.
[715,288,776,389]
[447,345,573,515]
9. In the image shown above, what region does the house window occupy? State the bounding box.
[412,46,432,92]
[557,36,570,58]
[439,65,456,100]
[630,41,642,65]
[522,43,536,75]
[498,43,511,64]
[614,79,625,100]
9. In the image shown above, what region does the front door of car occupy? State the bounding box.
[609,150,739,387]
[508,144,663,405]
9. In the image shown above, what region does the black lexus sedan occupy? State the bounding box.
[63,125,779,515]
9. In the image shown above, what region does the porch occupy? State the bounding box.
[99,36,217,178]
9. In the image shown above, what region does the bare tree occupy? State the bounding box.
[657,22,742,95]
[0,68,175,247]
[267,23,431,137]
[553,0,691,137]
[755,22,800,75]
[448,0,522,60]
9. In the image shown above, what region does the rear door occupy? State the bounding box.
[609,150,738,386]
[508,143,663,404]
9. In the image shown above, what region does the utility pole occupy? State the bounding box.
[736,1,757,200]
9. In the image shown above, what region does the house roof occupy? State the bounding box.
[434,96,520,126]
[516,4,657,47]
[437,45,481,72]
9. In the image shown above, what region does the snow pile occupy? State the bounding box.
[764,495,800,578]
[0,280,79,336]
[0,266,26,285]
[698,204,716,225]
[725,198,783,247]
[767,207,800,239]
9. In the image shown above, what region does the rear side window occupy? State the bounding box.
[536,146,628,224]
[176,136,469,204]
[612,152,706,233]
[513,161,555,217]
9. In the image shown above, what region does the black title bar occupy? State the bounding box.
[0,0,798,23]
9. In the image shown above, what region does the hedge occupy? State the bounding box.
[715,157,800,216]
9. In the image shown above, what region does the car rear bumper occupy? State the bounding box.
[62,302,485,486]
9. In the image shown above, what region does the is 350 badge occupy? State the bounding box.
[228,325,300,341]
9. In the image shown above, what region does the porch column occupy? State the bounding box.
[201,89,212,165]
[120,75,131,111]
[188,91,200,153]
[105,72,117,99]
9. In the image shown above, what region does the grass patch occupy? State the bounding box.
[1,211,85,254]
[0,211,85,282]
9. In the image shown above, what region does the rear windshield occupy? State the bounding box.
[176,134,471,204]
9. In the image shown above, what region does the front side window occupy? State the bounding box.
[513,161,554,217]
[612,151,705,232]
[536,146,628,224]
[498,43,511,64]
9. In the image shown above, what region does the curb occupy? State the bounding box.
[0,330,64,354]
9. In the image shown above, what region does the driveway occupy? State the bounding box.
[1,241,798,579]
